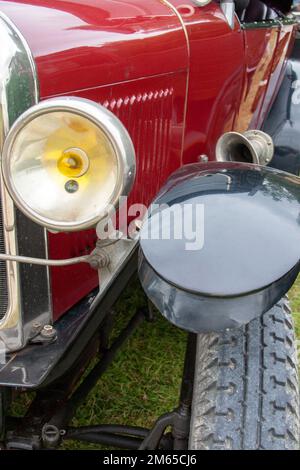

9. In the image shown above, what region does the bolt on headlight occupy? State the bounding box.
[1,97,136,232]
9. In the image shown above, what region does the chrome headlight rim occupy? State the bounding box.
[1,96,136,232]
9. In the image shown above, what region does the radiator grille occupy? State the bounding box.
[102,87,174,206]
[0,190,8,321]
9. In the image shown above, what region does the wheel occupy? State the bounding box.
[189,298,299,450]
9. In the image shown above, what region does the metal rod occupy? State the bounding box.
[64,426,172,450]
[173,332,197,450]
[0,235,134,267]
[0,252,90,266]
[179,333,197,406]
[66,425,149,439]
[65,432,143,450]
[138,333,197,450]
[138,412,175,450]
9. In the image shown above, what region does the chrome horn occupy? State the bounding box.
[216,130,274,166]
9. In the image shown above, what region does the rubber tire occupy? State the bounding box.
[189,298,299,450]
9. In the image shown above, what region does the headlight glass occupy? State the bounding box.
[2,98,136,231]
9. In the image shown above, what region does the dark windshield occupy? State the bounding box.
[269,1,292,13]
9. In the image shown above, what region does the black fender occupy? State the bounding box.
[138,162,300,333]
[263,38,300,176]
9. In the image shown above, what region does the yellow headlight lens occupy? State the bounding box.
[57,148,90,178]
[2,98,136,231]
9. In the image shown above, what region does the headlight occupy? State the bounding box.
[1,97,136,231]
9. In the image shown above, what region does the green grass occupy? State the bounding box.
[290,278,300,341]
[10,277,300,450]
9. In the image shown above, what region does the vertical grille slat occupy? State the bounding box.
[103,86,174,207]
[0,191,8,321]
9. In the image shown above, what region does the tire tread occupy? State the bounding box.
[189,298,299,450]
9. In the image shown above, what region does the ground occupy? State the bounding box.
[10,277,300,449]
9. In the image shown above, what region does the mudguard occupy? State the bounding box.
[138,162,300,332]
[263,39,300,176]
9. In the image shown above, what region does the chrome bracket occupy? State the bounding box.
[220,0,235,29]
[94,238,138,295]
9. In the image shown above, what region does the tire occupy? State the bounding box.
[189,298,299,450]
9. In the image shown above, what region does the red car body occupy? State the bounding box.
[0,0,296,320]
[0,0,300,452]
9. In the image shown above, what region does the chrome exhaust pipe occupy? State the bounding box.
[216,130,274,166]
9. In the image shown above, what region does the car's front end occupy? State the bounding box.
[0,0,187,366]
[0,1,189,447]
[0,0,299,451]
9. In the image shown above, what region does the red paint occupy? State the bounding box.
[234,26,280,131]
[0,0,188,97]
[0,1,296,319]
[169,1,246,162]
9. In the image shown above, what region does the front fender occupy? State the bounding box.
[138,162,300,332]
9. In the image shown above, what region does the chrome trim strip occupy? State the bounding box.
[161,0,190,165]
[0,12,39,125]
[241,18,298,30]
[44,228,52,311]
[0,11,50,350]
[241,19,281,29]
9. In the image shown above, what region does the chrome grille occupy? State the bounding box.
[0,189,8,320]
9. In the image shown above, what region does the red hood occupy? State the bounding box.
[0,0,188,98]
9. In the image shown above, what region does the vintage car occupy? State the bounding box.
[0,0,299,451]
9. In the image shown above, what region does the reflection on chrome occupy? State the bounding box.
[0,11,44,352]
